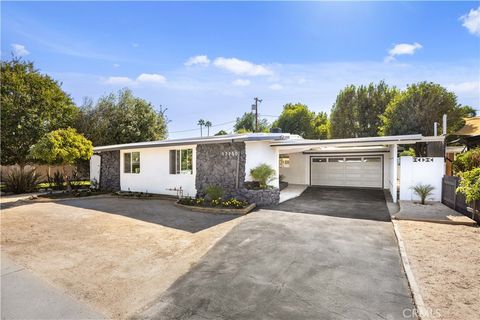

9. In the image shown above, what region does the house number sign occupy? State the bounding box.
[413,157,433,163]
[221,151,240,158]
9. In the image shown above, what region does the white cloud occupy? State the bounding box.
[460,6,480,36]
[104,73,166,86]
[446,81,480,95]
[232,79,251,87]
[132,43,140,48]
[11,43,29,56]
[213,57,272,76]
[269,83,283,91]
[385,42,422,62]
[113,63,120,68]
[104,76,135,85]
[185,55,210,66]
[136,73,166,84]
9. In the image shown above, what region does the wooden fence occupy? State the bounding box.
[442,175,479,223]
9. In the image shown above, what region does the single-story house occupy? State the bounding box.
[90,132,445,206]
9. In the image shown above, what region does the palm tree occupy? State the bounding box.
[205,121,212,136]
[197,119,205,137]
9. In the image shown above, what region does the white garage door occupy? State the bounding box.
[310,156,383,188]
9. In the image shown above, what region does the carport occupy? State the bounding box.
[271,134,445,203]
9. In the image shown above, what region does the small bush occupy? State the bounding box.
[250,163,276,189]
[456,168,480,216]
[204,185,224,200]
[222,198,248,209]
[399,148,415,157]
[178,196,195,206]
[211,198,222,207]
[453,148,480,174]
[411,184,435,205]
[3,168,40,194]
[47,170,65,191]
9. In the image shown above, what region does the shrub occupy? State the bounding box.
[178,196,196,206]
[196,197,205,206]
[222,198,249,209]
[3,168,40,194]
[453,148,480,174]
[250,163,276,189]
[211,198,222,207]
[399,148,415,157]
[47,170,65,191]
[456,168,480,218]
[411,184,435,205]
[204,185,224,200]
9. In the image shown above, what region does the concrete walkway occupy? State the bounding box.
[1,254,103,319]
[395,201,477,226]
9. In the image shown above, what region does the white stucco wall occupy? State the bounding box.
[279,151,391,188]
[120,145,197,197]
[388,144,398,203]
[279,152,310,185]
[89,154,101,184]
[245,141,279,188]
[399,156,444,202]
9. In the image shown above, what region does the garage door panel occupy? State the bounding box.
[311,156,383,188]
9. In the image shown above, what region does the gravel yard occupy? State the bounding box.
[396,220,480,320]
[1,197,244,318]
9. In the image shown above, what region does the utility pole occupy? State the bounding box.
[251,97,262,132]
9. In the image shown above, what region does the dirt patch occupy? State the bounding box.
[1,198,244,318]
[397,221,480,320]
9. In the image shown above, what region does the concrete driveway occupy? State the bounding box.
[141,188,414,319]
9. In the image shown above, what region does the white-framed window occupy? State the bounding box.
[169,149,193,174]
[279,155,290,168]
[124,152,140,174]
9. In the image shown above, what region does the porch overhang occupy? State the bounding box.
[271,134,445,153]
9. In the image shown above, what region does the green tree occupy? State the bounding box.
[76,89,167,146]
[234,112,270,133]
[29,128,93,191]
[205,121,212,136]
[330,81,398,138]
[1,58,78,166]
[313,112,330,139]
[273,103,327,139]
[215,130,228,136]
[197,119,205,137]
[380,82,473,136]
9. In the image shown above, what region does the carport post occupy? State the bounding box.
[389,144,398,203]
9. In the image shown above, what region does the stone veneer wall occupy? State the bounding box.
[196,142,246,194]
[99,150,120,191]
[196,142,279,207]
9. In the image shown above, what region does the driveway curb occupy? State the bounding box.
[392,220,428,320]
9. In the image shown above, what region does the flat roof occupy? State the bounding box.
[270,134,445,147]
[93,133,445,152]
[93,132,300,152]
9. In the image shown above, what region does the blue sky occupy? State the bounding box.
[2,1,480,138]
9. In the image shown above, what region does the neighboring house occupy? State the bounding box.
[90,132,445,205]
[445,116,480,176]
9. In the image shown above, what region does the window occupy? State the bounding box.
[124,152,140,174]
[312,158,327,163]
[279,156,290,168]
[363,157,381,162]
[329,157,344,163]
[169,149,193,174]
[345,157,362,162]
